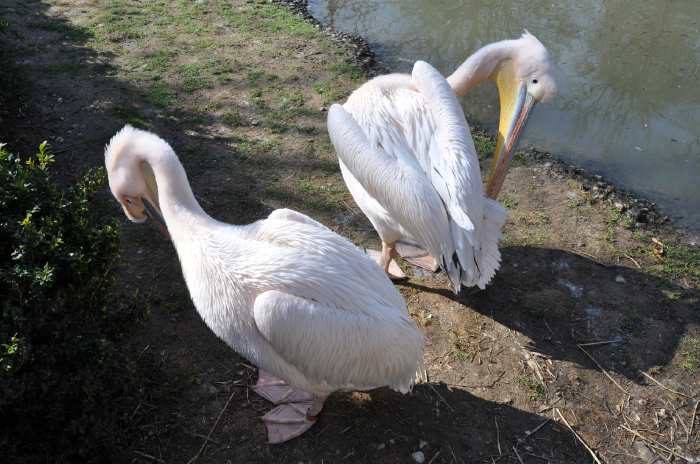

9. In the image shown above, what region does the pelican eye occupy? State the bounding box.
[532,79,538,84]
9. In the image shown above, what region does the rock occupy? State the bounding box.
[319,106,327,112]
[615,275,626,283]
[419,440,428,449]
[411,451,425,463]
[376,443,385,450]
[614,201,626,211]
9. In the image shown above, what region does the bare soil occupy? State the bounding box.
[1,1,698,463]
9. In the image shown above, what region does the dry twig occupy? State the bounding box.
[133,450,165,463]
[622,253,641,268]
[525,419,551,437]
[578,339,624,347]
[494,417,502,456]
[512,446,525,464]
[577,344,629,396]
[428,383,455,412]
[640,370,695,399]
[689,400,699,445]
[621,424,695,463]
[187,390,236,464]
[555,409,603,464]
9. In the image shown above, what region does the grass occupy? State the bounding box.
[472,131,496,160]
[679,337,700,374]
[517,375,546,401]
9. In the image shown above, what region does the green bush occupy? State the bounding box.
[0,141,141,461]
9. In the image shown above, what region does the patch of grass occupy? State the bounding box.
[448,329,478,362]
[177,62,213,92]
[516,210,550,227]
[142,49,174,76]
[293,177,347,211]
[111,107,152,129]
[517,375,546,401]
[222,111,245,127]
[659,242,700,284]
[145,82,175,108]
[679,337,700,373]
[330,61,364,80]
[250,88,266,108]
[500,194,518,209]
[277,89,305,111]
[246,69,278,85]
[473,131,496,161]
[255,4,317,38]
[606,207,634,242]
[313,80,348,106]
[28,19,93,41]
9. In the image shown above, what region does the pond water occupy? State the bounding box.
[309,0,700,230]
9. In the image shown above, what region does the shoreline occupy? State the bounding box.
[276,0,697,242]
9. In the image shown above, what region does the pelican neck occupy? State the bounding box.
[447,40,513,97]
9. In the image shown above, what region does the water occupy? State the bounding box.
[309,0,700,230]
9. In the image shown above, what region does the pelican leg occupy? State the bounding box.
[395,241,439,272]
[365,243,405,280]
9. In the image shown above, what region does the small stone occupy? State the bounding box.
[411,451,425,463]
[376,443,385,450]
[319,106,328,112]
[615,275,626,283]
[419,440,428,449]
[659,408,667,418]
[614,201,626,211]
[544,162,552,168]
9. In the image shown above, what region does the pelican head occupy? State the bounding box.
[484,31,556,198]
[104,125,168,237]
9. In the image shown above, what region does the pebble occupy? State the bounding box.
[419,440,428,449]
[376,443,385,450]
[615,275,626,283]
[411,451,425,463]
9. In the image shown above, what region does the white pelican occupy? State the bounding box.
[328,32,556,292]
[104,126,424,444]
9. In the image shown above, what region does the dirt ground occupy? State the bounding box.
[2,1,699,463]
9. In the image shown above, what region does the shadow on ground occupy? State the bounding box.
[403,246,700,381]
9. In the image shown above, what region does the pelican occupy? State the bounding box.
[104,126,424,444]
[328,32,556,292]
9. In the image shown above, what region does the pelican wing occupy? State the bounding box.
[327,104,462,287]
[252,290,424,393]
[409,61,484,239]
[406,61,505,288]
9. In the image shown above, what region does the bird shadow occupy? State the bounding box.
[400,245,699,382]
[260,381,589,464]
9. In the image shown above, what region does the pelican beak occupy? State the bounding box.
[485,63,537,199]
[142,196,170,240]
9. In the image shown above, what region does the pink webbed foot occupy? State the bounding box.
[365,248,406,280]
[254,369,313,404]
[253,370,324,444]
[262,402,316,444]
[395,242,439,272]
